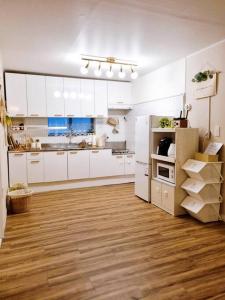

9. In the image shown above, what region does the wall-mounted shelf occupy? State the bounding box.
[151,153,175,163]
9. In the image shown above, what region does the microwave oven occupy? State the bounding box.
[157,162,175,184]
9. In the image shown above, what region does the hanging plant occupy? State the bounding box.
[192,70,215,83]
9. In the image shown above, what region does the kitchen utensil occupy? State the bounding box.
[168,143,176,157]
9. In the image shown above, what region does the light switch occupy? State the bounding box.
[214,125,220,137]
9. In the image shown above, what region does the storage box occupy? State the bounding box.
[182,159,223,183]
[181,196,220,223]
[181,178,222,202]
[195,152,218,162]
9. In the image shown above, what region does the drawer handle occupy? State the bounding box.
[30,160,40,163]
[15,114,25,116]
[70,151,78,154]
[126,155,133,158]
[30,114,39,116]
[14,153,24,156]
[57,152,64,155]
[116,156,123,158]
[92,150,99,153]
[30,152,40,156]
[116,101,124,104]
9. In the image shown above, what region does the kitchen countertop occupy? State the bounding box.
[8,144,135,155]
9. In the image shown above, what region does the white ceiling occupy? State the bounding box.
[0,0,225,80]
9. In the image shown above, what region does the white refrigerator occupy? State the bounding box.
[134,115,161,202]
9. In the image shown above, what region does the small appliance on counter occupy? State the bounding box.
[158,137,173,156]
[168,143,176,158]
[157,162,175,184]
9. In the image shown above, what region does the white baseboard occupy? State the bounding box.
[29,175,135,193]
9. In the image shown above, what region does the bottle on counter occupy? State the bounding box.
[36,139,42,150]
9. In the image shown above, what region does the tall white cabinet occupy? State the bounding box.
[5,73,27,117]
[46,76,64,117]
[64,77,81,117]
[27,75,46,117]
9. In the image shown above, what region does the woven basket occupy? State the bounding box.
[8,189,33,214]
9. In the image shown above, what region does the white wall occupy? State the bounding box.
[0,52,8,246]
[132,58,186,104]
[186,39,225,219]
[127,59,186,150]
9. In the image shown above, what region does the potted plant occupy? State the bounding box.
[8,183,33,214]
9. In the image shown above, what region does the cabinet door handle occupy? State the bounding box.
[30,152,40,156]
[57,151,64,155]
[97,115,104,118]
[30,160,40,163]
[116,101,124,104]
[144,174,148,177]
[116,155,123,159]
[92,150,99,153]
[126,155,133,158]
[86,114,93,117]
[70,151,78,154]
[54,114,63,117]
[14,153,24,156]
[67,114,74,117]
[15,113,25,116]
[30,114,39,117]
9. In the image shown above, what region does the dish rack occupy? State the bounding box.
[181,159,223,223]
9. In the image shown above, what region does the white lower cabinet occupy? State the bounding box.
[27,159,44,183]
[68,150,89,180]
[151,179,175,214]
[9,153,27,186]
[111,155,125,176]
[124,154,135,175]
[90,149,112,178]
[44,151,67,182]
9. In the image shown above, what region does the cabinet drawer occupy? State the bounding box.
[27,152,43,160]
[161,183,175,214]
[27,159,44,183]
[151,180,162,208]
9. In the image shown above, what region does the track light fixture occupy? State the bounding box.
[80,55,138,80]
[94,63,102,77]
[80,61,89,75]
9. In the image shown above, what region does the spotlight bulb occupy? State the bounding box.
[118,66,126,79]
[94,64,102,77]
[131,68,138,79]
[106,65,113,78]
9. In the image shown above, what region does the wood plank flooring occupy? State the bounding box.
[1,183,225,299]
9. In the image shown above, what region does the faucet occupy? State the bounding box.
[66,129,75,144]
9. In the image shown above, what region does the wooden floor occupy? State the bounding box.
[1,184,225,300]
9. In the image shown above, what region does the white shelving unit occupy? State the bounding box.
[181,159,223,222]
[151,128,199,216]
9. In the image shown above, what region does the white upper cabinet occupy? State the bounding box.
[94,80,108,118]
[27,75,46,117]
[64,78,81,117]
[5,73,27,117]
[46,76,64,117]
[80,79,95,117]
[108,81,132,109]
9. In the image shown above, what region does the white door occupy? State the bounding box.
[46,76,64,117]
[111,155,125,176]
[5,73,27,117]
[135,162,150,202]
[44,151,67,182]
[94,80,108,118]
[27,75,46,117]
[108,81,132,106]
[80,79,95,117]
[135,116,150,164]
[125,154,135,175]
[68,150,89,180]
[64,78,81,117]
[27,159,44,183]
[9,153,27,186]
[90,149,112,177]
